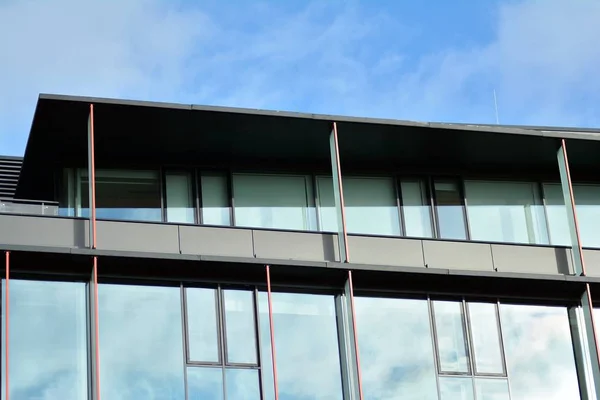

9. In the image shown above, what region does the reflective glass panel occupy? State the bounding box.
[343,177,401,236]
[474,379,510,400]
[225,369,260,400]
[259,292,343,400]
[433,301,470,373]
[355,297,438,399]
[166,172,195,223]
[465,181,548,244]
[99,284,185,399]
[316,176,337,232]
[80,169,162,222]
[317,176,401,236]
[573,184,600,248]
[434,181,467,240]
[201,173,231,226]
[233,174,316,231]
[401,180,433,238]
[3,280,88,400]
[500,304,580,400]
[467,302,504,374]
[187,288,220,362]
[439,377,474,400]
[223,290,257,364]
[187,367,223,400]
[543,183,570,246]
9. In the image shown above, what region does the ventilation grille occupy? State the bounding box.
[0,156,22,199]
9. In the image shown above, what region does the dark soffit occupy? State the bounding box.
[15,93,600,200]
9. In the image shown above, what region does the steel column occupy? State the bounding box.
[88,104,101,400]
[4,251,8,400]
[330,122,349,262]
[558,139,600,397]
[266,265,279,400]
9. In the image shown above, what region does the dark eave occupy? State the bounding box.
[15,93,600,200]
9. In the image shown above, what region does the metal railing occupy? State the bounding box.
[0,198,59,216]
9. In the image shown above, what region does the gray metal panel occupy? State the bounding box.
[179,225,254,258]
[583,249,600,277]
[348,236,424,268]
[253,230,339,262]
[422,240,494,271]
[492,244,573,275]
[0,214,88,248]
[96,220,179,254]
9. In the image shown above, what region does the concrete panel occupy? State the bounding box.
[96,221,179,254]
[584,249,600,277]
[253,230,339,262]
[348,235,424,268]
[492,245,572,275]
[423,240,493,271]
[0,214,88,248]
[179,225,254,258]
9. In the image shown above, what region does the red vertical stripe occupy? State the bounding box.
[4,251,9,400]
[347,271,364,400]
[266,265,279,400]
[332,122,350,262]
[90,104,97,250]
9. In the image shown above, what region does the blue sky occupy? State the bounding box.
[1,0,599,156]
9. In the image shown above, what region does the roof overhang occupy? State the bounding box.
[16,94,600,200]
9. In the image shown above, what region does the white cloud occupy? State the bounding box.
[1,0,599,156]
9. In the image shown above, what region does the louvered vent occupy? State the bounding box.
[0,156,22,199]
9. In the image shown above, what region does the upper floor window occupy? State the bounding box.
[464,181,548,245]
[232,173,317,231]
[79,169,162,222]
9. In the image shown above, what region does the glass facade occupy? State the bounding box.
[61,167,600,249]
[0,277,589,400]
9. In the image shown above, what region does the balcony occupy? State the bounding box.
[0,198,59,216]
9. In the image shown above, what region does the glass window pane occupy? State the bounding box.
[401,180,433,238]
[573,184,600,248]
[234,174,315,231]
[434,181,467,240]
[259,292,343,400]
[201,173,231,226]
[355,297,438,399]
[80,169,162,222]
[439,377,475,400]
[316,176,337,232]
[433,300,470,373]
[224,290,257,364]
[2,280,88,399]
[225,369,260,400]
[474,379,510,400]
[343,177,401,236]
[317,176,401,236]
[543,183,570,246]
[468,302,504,374]
[187,367,223,400]
[99,284,185,399]
[187,288,220,362]
[500,304,580,400]
[465,181,548,244]
[166,172,195,224]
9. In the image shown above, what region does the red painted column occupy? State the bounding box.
[331,122,350,262]
[4,251,9,400]
[266,265,279,400]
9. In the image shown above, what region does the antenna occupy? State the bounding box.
[493,89,500,124]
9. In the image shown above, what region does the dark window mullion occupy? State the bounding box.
[217,286,228,398]
[228,170,235,227]
[160,167,167,222]
[459,178,471,240]
[428,176,441,238]
[194,168,202,225]
[180,284,190,400]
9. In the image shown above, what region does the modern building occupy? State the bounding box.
[2,93,600,400]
